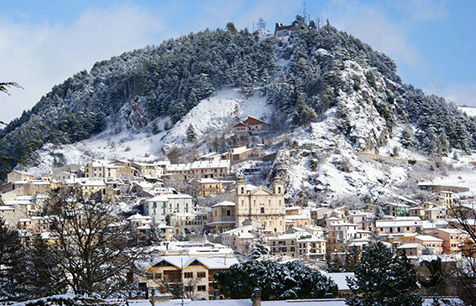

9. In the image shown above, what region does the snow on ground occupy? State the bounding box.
[162,88,272,148]
[459,106,476,117]
[28,88,273,176]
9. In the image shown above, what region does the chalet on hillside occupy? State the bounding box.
[233,116,268,136]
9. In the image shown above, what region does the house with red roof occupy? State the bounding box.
[233,116,268,136]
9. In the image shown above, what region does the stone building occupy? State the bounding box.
[234,175,286,234]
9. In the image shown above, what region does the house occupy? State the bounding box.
[233,116,269,136]
[227,146,253,161]
[235,175,286,234]
[141,255,239,300]
[198,178,223,196]
[7,170,35,183]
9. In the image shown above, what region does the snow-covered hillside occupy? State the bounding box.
[28,88,273,176]
[459,106,476,117]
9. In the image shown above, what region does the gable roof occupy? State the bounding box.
[242,116,268,126]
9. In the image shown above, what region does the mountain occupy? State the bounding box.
[1,17,476,201]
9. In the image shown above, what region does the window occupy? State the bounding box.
[197,285,206,292]
[240,187,244,194]
[197,272,206,278]
[261,207,265,214]
[185,286,193,292]
[227,210,231,216]
[184,272,193,278]
[278,187,281,194]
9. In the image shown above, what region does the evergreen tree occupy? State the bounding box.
[0,219,26,300]
[293,94,316,125]
[226,22,238,34]
[148,218,165,246]
[250,229,269,260]
[186,124,196,143]
[346,242,422,306]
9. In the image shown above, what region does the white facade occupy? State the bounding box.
[143,193,195,222]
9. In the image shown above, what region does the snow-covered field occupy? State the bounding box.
[28,88,273,176]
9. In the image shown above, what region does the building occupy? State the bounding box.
[376,218,423,238]
[166,160,230,180]
[431,228,470,254]
[7,170,35,183]
[233,116,269,136]
[170,213,207,235]
[206,201,236,234]
[235,175,286,234]
[326,222,359,251]
[131,162,163,179]
[198,178,223,196]
[141,255,239,300]
[268,233,326,260]
[143,193,195,223]
[382,202,410,217]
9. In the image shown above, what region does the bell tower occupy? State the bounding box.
[272,175,284,195]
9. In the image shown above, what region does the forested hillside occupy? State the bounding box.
[0,17,474,179]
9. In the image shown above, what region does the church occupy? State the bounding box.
[234,174,286,234]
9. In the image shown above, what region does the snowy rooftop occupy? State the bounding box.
[212,201,235,207]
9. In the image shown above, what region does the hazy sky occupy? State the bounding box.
[1,0,475,122]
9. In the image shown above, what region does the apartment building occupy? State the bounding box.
[143,193,195,223]
[269,233,326,259]
[431,228,470,254]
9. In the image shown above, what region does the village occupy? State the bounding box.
[0,114,475,302]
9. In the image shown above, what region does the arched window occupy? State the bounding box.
[278,187,281,194]
[240,187,244,194]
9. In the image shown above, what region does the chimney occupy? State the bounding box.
[251,288,261,306]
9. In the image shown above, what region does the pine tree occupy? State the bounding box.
[292,94,316,126]
[186,124,196,143]
[0,219,26,300]
[149,218,165,246]
[250,229,269,260]
[346,242,423,306]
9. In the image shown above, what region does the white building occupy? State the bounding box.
[143,193,195,222]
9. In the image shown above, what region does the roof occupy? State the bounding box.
[322,272,355,291]
[212,201,235,208]
[398,243,422,249]
[242,116,268,126]
[415,235,443,242]
[150,256,239,270]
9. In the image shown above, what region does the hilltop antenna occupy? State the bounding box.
[303,0,307,21]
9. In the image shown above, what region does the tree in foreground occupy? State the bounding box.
[449,203,476,305]
[250,229,269,260]
[0,219,26,300]
[346,241,422,306]
[46,188,144,297]
[215,260,337,300]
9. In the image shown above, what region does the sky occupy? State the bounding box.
[0,0,475,122]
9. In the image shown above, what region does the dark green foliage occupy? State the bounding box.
[186,124,196,143]
[346,242,423,306]
[0,219,25,300]
[215,260,337,300]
